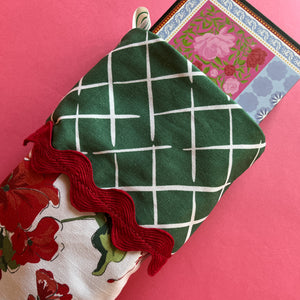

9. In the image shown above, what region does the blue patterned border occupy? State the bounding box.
[216,0,300,72]
[156,0,300,72]
[156,0,202,39]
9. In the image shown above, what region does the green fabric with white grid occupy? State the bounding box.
[50,28,265,252]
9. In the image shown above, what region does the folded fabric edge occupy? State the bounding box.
[24,121,174,276]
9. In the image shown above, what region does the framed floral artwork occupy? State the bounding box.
[152,0,300,123]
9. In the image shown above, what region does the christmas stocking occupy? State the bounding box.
[0,8,265,300]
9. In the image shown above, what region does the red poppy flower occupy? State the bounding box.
[28,269,72,300]
[11,217,59,265]
[246,48,267,68]
[0,159,59,232]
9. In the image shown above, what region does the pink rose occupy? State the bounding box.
[210,69,218,78]
[223,78,240,95]
[193,28,235,60]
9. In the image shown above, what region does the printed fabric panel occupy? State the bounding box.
[51,28,266,252]
[0,156,144,299]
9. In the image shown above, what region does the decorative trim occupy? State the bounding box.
[214,0,300,73]
[232,0,300,54]
[151,0,188,34]
[24,121,174,276]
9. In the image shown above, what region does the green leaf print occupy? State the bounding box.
[228,54,235,62]
[203,67,210,74]
[207,4,215,12]
[200,58,211,65]
[91,215,126,276]
[214,57,222,65]
[0,228,19,274]
[182,39,192,47]
[202,20,212,29]
[211,62,219,69]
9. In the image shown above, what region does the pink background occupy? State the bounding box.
[0,1,299,299]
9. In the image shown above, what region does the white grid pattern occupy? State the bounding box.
[142,215,207,230]
[185,191,197,243]
[187,60,197,183]
[77,77,83,96]
[93,144,172,226]
[54,30,266,249]
[146,32,155,142]
[114,153,119,188]
[107,52,117,146]
[152,145,158,225]
[65,71,205,96]
[74,104,87,155]
[154,103,241,116]
[249,141,264,167]
[104,183,231,193]
[218,108,233,202]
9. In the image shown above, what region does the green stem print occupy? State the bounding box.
[0,212,127,280]
[0,228,20,277]
[60,215,97,223]
[61,213,127,277]
[91,214,126,276]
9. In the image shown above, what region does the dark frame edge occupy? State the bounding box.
[237,0,300,51]
[150,0,184,32]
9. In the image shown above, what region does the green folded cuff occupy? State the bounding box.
[51,28,265,252]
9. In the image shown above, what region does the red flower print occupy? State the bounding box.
[246,48,267,68]
[193,60,203,70]
[0,159,59,232]
[224,64,236,76]
[28,269,72,300]
[11,217,59,265]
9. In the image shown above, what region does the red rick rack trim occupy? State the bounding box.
[24,121,174,276]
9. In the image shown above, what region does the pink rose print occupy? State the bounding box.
[223,78,240,95]
[210,69,218,78]
[193,27,235,60]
